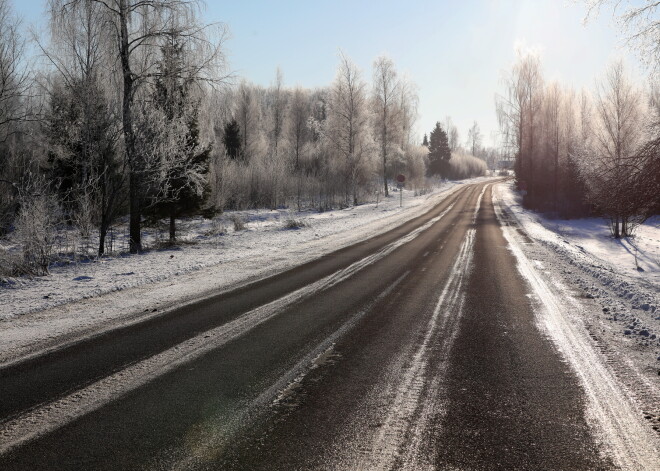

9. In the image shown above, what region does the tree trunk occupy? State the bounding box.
[119,0,141,254]
[129,172,141,252]
[169,203,176,242]
[98,225,107,257]
[382,140,388,197]
[613,217,620,238]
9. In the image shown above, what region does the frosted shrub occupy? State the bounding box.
[229,214,246,231]
[283,218,307,229]
[14,192,61,276]
[0,247,20,277]
[448,150,487,179]
[204,218,227,236]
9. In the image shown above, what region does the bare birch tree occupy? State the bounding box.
[0,0,30,139]
[586,61,647,236]
[325,53,372,206]
[466,121,482,156]
[372,55,399,197]
[444,116,460,152]
[496,49,544,205]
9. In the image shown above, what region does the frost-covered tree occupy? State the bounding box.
[584,61,648,237]
[288,86,311,210]
[267,68,287,157]
[466,121,482,156]
[585,0,660,73]
[0,0,33,233]
[49,0,228,253]
[324,53,374,206]
[372,55,399,197]
[45,77,123,255]
[235,80,261,162]
[45,0,124,256]
[0,0,29,138]
[147,33,212,241]
[496,49,544,206]
[444,117,460,152]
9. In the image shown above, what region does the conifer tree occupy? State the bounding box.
[149,35,211,241]
[223,119,242,160]
[427,122,451,177]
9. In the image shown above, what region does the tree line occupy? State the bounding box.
[496,50,659,237]
[0,0,487,277]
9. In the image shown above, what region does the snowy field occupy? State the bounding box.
[493,181,660,446]
[0,177,498,364]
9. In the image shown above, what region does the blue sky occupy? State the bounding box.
[13,0,642,147]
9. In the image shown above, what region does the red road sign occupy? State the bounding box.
[396,174,405,183]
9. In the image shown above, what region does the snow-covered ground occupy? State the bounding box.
[493,181,660,455]
[498,183,660,286]
[0,177,497,365]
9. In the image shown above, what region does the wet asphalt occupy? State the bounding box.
[0,182,614,470]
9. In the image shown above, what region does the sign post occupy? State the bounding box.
[396,174,406,207]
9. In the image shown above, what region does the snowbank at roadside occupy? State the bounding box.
[0,177,498,364]
[495,180,660,286]
[494,181,658,330]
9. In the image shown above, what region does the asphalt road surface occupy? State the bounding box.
[0,181,618,470]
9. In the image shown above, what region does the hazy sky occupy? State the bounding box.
[14,0,642,147]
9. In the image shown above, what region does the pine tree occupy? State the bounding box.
[427,122,451,177]
[46,77,123,256]
[148,35,211,242]
[422,133,429,147]
[223,119,242,160]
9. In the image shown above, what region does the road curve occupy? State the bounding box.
[0,181,621,470]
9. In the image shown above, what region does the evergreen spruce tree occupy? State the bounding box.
[223,119,242,159]
[46,77,123,256]
[150,35,211,241]
[427,122,451,177]
[422,133,429,147]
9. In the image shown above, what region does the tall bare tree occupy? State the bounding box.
[268,68,287,157]
[372,55,399,197]
[325,53,372,206]
[444,116,459,152]
[496,49,544,205]
[586,61,647,236]
[0,0,32,232]
[0,0,30,139]
[466,121,482,156]
[235,79,259,162]
[288,86,310,210]
[544,82,562,213]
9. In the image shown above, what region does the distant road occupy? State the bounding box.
[0,181,616,470]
